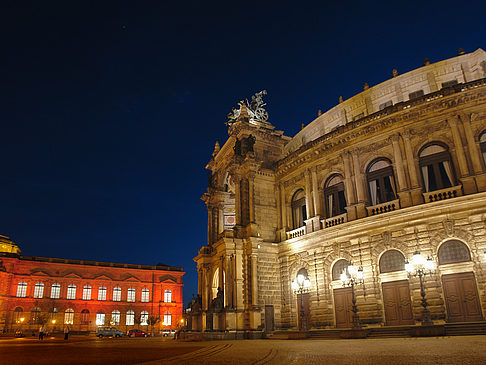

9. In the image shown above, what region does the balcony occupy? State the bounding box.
[286,226,306,240]
[322,213,347,228]
[423,185,462,203]
[366,199,400,216]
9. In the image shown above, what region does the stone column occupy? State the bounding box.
[342,152,357,220]
[402,131,423,205]
[207,208,212,244]
[280,183,287,229]
[351,151,367,218]
[304,169,314,217]
[225,256,232,308]
[461,113,484,174]
[276,185,282,229]
[392,135,411,207]
[251,254,258,306]
[311,167,321,217]
[449,116,476,193]
[234,177,241,226]
[249,176,255,223]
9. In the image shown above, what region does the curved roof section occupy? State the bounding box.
[285,48,486,154]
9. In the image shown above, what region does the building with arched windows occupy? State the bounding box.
[192,48,486,337]
[0,235,184,334]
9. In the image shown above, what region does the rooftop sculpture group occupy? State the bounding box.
[226,90,270,127]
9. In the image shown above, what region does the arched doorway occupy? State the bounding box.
[332,259,353,328]
[439,240,483,322]
[379,250,414,326]
[292,268,311,331]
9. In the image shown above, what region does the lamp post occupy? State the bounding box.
[291,273,311,331]
[340,263,364,329]
[405,251,436,326]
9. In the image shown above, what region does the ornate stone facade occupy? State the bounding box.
[193,49,486,335]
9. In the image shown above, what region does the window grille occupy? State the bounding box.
[438,240,471,265]
[379,250,405,273]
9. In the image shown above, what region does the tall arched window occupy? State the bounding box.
[379,250,406,273]
[141,288,150,303]
[82,285,92,300]
[96,311,105,326]
[438,239,471,265]
[98,286,107,301]
[33,283,44,298]
[14,307,23,323]
[126,310,135,326]
[16,282,27,297]
[113,287,121,302]
[50,283,61,299]
[291,189,307,229]
[164,289,172,303]
[140,311,149,326]
[127,288,136,302]
[480,131,486,167]
[163,311,172,326]
[30,307,41,324]
[324,175,347,218]
[419,143,455,192]
[332,259,351,281]
[64,309,74,324]
[66,284,76,300]
[367,159,397,205]
[80,309,90,325]
[111,310,120,325]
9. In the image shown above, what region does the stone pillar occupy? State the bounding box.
[276,185,282,229]
[234,177,241,225]
[311,167,321,217]
[402,131,423,205]
[351,151,367,218]
[207,208,212,244]
[251,253,258,306]
[449,116,476,193]
[392,135,411,207]
[218,204,224,235]
[304,169,314,217]
[342,152,357,220]
[225,256,232,308]
[280,183,287,230]
[461,113,486,191]
[249,176,255,223]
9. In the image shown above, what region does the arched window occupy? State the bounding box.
[49,308,58,324]
[163,311,172,326]
[30,307,41,324]
[438,240,471,265]
[126,310,135,326]
[96,312,105,326]
[140,311,149,326]
[50,283,61,299]
[33,283,44,298]
[16,282,27,297]
[64,309,74,324]
[291,189,307,229]
[141,288,150,303]
[113,287,121,302]
[14,307,23,323]
[82,285,92,300]
[332,259,351,281]
[379,250,406,273]
[66,284,76,300]
[111,310,120,325]
[164,289,172,303]
[80,309,90,325]
[324,175,347,218]
[367,159,397,205]
[127,287,136,302]
[480,131,486,167]
[98,286,107,301]
[419,143,455,192]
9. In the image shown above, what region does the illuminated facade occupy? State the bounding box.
[0,236,184,333]
[193,48,486,335]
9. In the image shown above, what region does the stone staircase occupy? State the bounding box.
[366,326,412,338]
[444,322,486,336]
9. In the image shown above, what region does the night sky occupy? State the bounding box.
[1,1,485,305]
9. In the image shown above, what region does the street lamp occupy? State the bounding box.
[340,263,364,329]
[405,251,436,326]
[291,272,311,331]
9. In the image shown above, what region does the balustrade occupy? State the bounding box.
[423,185,462,203]
[286,226,306,240]
[321,213,347,228]
[366,199,400,216]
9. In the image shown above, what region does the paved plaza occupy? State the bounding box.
[1,335,486,364]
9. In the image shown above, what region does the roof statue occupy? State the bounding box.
[226,90,270,127]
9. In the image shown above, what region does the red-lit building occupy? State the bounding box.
[0,235,184,334]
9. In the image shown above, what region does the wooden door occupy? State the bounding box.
[382,280,414,326]
[334,288,353,328]
[442,272,483,322]
[297,293,311,330]
[264,305,274,332]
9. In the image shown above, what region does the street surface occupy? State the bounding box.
[0,335,485,364]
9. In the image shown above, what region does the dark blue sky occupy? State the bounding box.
[1,1,485,305]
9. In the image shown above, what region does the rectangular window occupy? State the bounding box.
[96,313,105,326]
[127,288,136,302]
[16,282,27,298]
[126,311,134,326]
[379,100,393,110]
[98,287,107,301]
[140,312,148,326]
[164,312,172,326]
[141,289,149,303]
[66,285,76,300]
[51,284,61,299]
[113,287,121,302]
[409,90,424,100]
[442,79,458,88]
[82,286,92,300]
[33,284,44,299]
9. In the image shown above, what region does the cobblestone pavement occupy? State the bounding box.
[1,335,486,364]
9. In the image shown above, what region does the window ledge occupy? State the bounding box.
[366,199,400,216]
[423,185,462,203]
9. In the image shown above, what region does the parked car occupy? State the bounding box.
[96,327,124,338]
[162,330,175,337]
[128,329,150,337]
